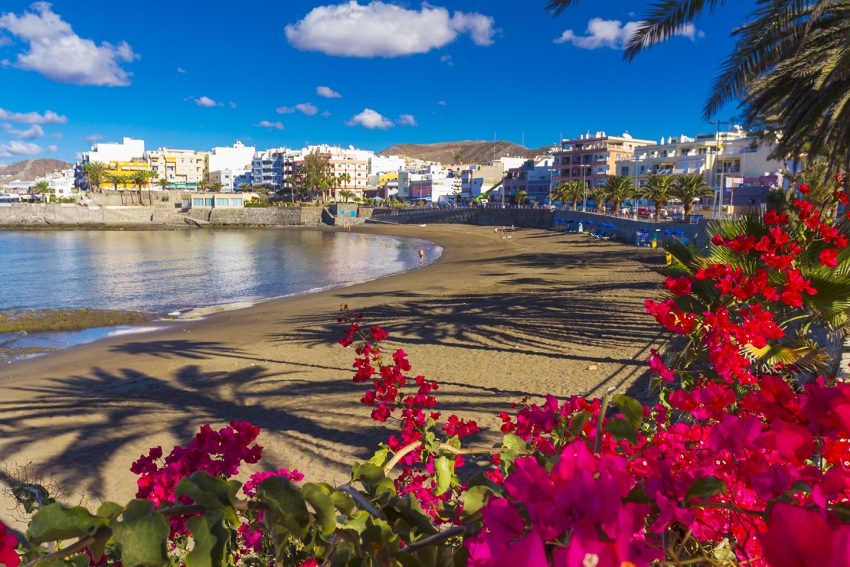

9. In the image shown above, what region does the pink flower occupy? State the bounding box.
[820,248,839,268]
[798,183,811,194]
[758,503,837,567]
[0,521,20,567]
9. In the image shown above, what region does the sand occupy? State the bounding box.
[0,225,666,524]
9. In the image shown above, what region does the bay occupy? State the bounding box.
[0,230,441,313]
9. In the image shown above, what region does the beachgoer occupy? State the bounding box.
[419,248,424,263]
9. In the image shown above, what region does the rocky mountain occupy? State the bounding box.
[0,159,73,181]
[378,141,556,164]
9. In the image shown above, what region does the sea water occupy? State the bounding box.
[0,230,441,313]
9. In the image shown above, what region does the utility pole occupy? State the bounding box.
[710,120,730,217]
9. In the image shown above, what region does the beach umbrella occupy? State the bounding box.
[673,230,686,236]
[663,230,672,236]
[586,221,595,225]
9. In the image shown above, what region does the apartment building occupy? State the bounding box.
[503,158,554,204]
[76,137,148,190]
[552,132,655,189]
[300,145,372,200]
[251,148,302,189]
[460,164,504,201]
[369,155,405,176]
[615,127,785,208]
[398,168,456,204]
[208,141,255,191]
[148,148,208,187]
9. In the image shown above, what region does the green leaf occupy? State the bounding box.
[460,486,494,524]
[685,476,727,503]
[330,490,357,517]
[302,483,337,535]
[185,511,230,567]
[256,476,311,540]
[501,434,526,451]
[108,499,170,567]
[433,457,453,497]
[384,495,437,538]
[352,463,395,500]
[604,417,637,445]
[466,472,501,494]
[95,502,124,520]
[369,447,389,467]
[568,411,592,437]
[174,471,241,526]
[27,503,104,544]
[612,394,643,430]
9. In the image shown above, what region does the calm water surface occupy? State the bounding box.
[0,230,441,313]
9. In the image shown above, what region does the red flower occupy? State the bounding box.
[764,209,790,225]
[663,275,693,296]
[0,521,20,567]
[798,183,811,194]
[820,248,839,268]
[758,503,846,567]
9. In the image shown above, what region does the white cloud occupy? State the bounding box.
[3,123,44,139]
[51,132,62,139]
[347,108,394,129]
[0,140,43,158]
[177,67,186,73]
[0,3,138,86]
[83,134,103,143]
[316,86,341,98]
[47,144,57,152]
[255,120,285,130]
[229,101,237,109]
[286,1,496,58]
[277,106,296,114]
[320,110,332,118]
[437,100,446,106]
[0,35,12,46]
[296,102,319,116]
[195,96,221,107]
[0,59,9,67]
[554,17,702,49]
[398,114,417,127]
[440,54,452,65]
[0,107,67,124]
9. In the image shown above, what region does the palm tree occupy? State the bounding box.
[598,175,636,214]
[210,181,224,192]
[671,175,713,221]
[156,177,171,191]
[105,174,123,191]
[639,174,676,216]
[339,172,352,188]
[553,181,585,210]
[32,180,50,197]
[515,190,529,206]
[339,189,355,203]
[130,170,155,203]
[196,179,210,192]
[545,0,850,168]
[84,162,106,193]
[454,153,465,165]
[237,183,251,193]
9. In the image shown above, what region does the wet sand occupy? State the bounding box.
[0,224,666,523]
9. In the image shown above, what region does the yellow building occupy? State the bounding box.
[102,159,153,189]
[148,148,209,187]
[378,172,399,185]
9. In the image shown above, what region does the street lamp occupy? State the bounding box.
[710,119,730,217]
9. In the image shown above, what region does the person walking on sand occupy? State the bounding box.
[419,248,424,264]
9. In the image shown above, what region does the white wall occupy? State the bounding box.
[88,137,145,163]
[209,141,256,174]
[369,155,405,175]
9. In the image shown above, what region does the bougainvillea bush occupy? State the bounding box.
[6,178,850,567]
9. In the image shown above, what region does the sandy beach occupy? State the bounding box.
[0,224,666,522]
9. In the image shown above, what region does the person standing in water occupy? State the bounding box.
[419,248,424,264]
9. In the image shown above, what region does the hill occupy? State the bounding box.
[378,141,555,164]
[0,158,73,181]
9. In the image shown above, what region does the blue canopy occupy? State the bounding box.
[585,221,596,225]
[663,230,672,235]
[673,230,687,236]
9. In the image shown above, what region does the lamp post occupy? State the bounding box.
[710,120,730,217]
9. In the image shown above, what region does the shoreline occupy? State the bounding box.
[0,224,667,524]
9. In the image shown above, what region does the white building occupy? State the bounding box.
[615,126,785,210]
[209,140,254,173]
[486,157,528,172]
[209,170,252,192]
[252,148,302,189]
[369,155,405,176]
[86,137,146,163]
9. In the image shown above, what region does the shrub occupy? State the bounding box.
[9,177,850,567]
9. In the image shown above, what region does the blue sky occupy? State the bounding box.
[0,0,756,164]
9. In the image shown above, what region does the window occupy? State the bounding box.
[621,167,629,176]
[192,198,203,207]
[216,198,228,207]
[205,198,214,207]
[230,198,242,207]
